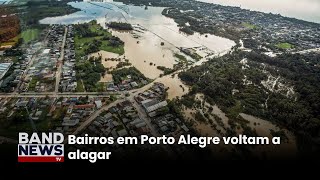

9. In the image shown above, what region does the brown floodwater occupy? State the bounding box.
[155,74,189,100]
[239,113,297,158]
[40,1,235,98]
[183,93,297,159]
[97,3,235,80]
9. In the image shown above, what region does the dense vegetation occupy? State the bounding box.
[111,67,147,85]
[0,7,20,46]
[1,0,78,47]
[157,66,174,76]
[21,0,78,27]
[107,22,133,30]
[74,21,125,91]
[76,56,106,91]
[179,26,194,35]
[179,50,320,155]
[116,60,132,69]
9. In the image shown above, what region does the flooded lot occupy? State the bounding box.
[240,113,297,158]
[40,1,235,83]
[155,74,189,100]
[40,0,234,98]
[182,93,297,159]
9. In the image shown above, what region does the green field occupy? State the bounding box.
[75,21,124,58]
[28,77,39,91]
[76,80,85,92]
[21,28,40,43]
[276,42,294,49]
[75,36,124,56]
[242,22,258,29]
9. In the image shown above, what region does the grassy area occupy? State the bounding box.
[1,28,40,47]
[242,22,258,29]
[76,80,85,92]
[276,42,294,49]
[227,101,243,119]
[174,53,187,62]
[28,77,39,91]
[21,28,40,43]
[75,36,124,56]
[96,82,106,92]
[100,42,124,55]
[75,21,124,59]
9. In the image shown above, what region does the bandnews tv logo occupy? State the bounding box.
[18,132,64,163]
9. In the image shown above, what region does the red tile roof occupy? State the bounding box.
[74,104,95,109]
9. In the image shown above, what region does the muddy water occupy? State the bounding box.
[112,30,178,79]
[184,93,297,158]
[40,1,235,97]
[89,50,121,82]
[155,74,189,100]
[240,113,297,158]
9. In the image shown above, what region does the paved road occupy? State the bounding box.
[71,99,121,136]
[71,83,155,136]
[132,100,159,136]
[0,91,121,98]
[55,27,68,93]
[15,45,43,92]
[15,28,53,93]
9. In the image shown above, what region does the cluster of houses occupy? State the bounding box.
[0,62,13,89]
[86,100,151,140]
[19,25,65,92]
[60,25,77,92]
[134,82,167,117]
[53,96,105,133]
[0,96,107,134]
[136,83,190,136]
[107,76,148,91]
[175,0,320,51]
[0,42,42,92]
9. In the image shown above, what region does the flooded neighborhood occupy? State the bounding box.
[4,0,319,161]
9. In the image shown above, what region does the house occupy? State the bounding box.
[130,118,144,126]
[117,129,128,137]
[122,118,130,124]
[73,104,95,110]
[117,100,132,109]
[104,112,113,119]
[32,110,43,121]
[62,118,79,126]
[136,126,149,134]
[112,121,120,127]
[14,101,27,108]
[95,100,102,109]
[181,124,189,132]
[108,106,118,113]
[111,129,118,139]
[140,79,148,85]
[142,99,168,113]
[135,122,146,128]
[130,81,138,88]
